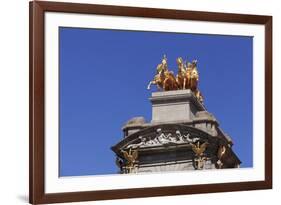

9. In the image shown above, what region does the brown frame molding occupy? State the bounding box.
[29,1,272,204]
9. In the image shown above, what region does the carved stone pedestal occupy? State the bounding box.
[150,89,204,123]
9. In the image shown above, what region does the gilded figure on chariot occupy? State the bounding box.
[147,55,204,104]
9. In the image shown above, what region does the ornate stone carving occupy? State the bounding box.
[126,128,201,149]
[193,156,207,170]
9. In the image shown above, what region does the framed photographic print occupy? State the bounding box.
[29,1,272,204]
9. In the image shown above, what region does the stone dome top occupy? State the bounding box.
[125,117,146,126]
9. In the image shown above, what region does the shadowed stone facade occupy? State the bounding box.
[111,89,241,174]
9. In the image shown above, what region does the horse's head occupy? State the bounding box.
[176,57,183,65]
[176,57,185,73]
[191,69,199,78]
[161,54,168,66]
[187,62,192,70]
[191,60,198,68]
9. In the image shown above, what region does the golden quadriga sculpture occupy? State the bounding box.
[147,55,204,103]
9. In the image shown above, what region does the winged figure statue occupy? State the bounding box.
[121,148,138,173]
[191,141,208,157]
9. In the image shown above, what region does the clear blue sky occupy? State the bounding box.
[59,27,253,176]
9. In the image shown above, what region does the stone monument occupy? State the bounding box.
[111,55,241,174]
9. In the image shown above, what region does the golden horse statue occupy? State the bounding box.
[147,55,178,91]
[147,55,204,104]
[186,59,204,103]
[188,60,199,91]
[188,60,204,103]
[175,58,199,91]
[176,57,187,89]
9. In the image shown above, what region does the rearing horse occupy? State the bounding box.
[176,57,187,89]
[147,56,178,91]
[147,68,165,90]
[189,60,199,91]
[162,70,178,91]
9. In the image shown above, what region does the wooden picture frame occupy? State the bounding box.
[29,1,272,204]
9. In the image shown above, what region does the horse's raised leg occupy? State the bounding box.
[186,77,189,89]
[157,84,161,90]
[147,81,153,90]
[163,78,170,91]
[162,79,166,91]
[183,78,186,90]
